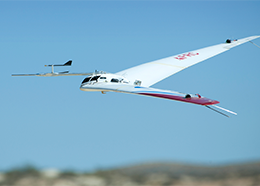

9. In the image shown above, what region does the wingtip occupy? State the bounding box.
[249,35,260,40]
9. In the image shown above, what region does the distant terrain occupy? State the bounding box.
[1,161,260,186]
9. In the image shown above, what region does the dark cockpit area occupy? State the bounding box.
[91,75,100,81]
[82,76,100,84]
[110,78,119,83]
[82,77,91,84]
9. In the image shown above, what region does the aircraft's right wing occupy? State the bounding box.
[12,60,93,77]
[12,72,93,77]
[116,36,260,87]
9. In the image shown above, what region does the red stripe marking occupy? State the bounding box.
[139,93,219,105]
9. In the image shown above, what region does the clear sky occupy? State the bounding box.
[1,1,260,171]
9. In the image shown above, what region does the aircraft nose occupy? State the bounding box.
[79,84,85,90]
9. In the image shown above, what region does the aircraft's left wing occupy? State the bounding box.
[116,36,260,87]
[117,85,219,106]
[80,83,219,106]
[80,83,237,117]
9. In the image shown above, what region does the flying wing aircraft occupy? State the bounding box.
[12,36,260,117]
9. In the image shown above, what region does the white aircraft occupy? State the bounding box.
[12,36,260,117]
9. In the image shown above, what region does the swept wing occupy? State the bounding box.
[116,36,260,87]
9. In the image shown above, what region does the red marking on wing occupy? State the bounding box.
[174,52,199,60]
[139,93,219,105]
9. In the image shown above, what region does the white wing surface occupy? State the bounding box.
[116,36,260,87]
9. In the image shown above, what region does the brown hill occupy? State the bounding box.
[108,161,260,178]
[1,161,260,186]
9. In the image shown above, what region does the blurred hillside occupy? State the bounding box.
[0,161,260,186]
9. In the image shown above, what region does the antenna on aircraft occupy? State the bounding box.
[249,41,260,49]
[205,105,237,118]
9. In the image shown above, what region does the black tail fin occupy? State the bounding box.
[63,60,72,66]
[45,60,72,67]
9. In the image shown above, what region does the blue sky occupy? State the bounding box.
[1,1,260,171]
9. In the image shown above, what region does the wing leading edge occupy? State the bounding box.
[116,36,260,87]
